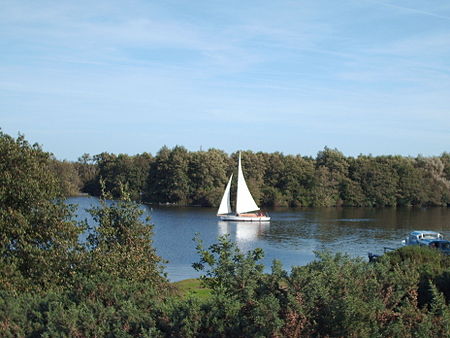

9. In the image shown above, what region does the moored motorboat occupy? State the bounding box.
[401,230,450,255]
[369,230,449,262]
[402,230,444,246]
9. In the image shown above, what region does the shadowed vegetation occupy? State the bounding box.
[52,145,450,208]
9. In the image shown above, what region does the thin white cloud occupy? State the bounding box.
[367,0,450,21]
[0,0,265,72]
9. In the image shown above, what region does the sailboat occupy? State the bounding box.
[217,152,270,222]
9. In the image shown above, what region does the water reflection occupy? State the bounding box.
[218,221,270,241]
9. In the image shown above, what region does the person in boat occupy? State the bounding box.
[237,213,261,217]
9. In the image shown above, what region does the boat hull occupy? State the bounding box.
[218,215,271,222]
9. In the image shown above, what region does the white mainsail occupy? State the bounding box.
[236,152,260,214]
[217,174,233,215]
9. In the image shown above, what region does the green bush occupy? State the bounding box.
[191,238,450,337]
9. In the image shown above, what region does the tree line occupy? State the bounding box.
[56,145,450,208]
[2,130,450,336]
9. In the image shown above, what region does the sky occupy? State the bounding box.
[1,0,450,161]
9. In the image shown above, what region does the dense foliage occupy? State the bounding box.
[188,237,450,337]
[2,234,450,336]
[0,131,83,291]
[0,131,169,335]
[52,146,450,208]
[2,130,450,336]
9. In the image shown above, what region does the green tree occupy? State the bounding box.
[352,156,399,207]
[314,147,350,206]
[394,157,426,206]
[0,131,83,292]
[316,147,349,177]
[310,166,340,207]
[416,156,450,206]
[441,152,450,182]
[188,149,229,207]
[145,146,191,205]
[91,152,152,200]
[193,235,284,336]
[281,155,315,207]
[261,152,287,207]
[83,185,167,288]
[340,158,366,206]
[75,153,99,195]
[49,158,82,197]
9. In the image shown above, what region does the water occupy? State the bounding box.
[68,196,450,282]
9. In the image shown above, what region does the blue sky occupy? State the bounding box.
[1,0,449,160]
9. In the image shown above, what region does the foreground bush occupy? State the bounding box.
[0,277,165,337]
[1,240,450,337]
[0,131,83,292]
[187,237,450,337]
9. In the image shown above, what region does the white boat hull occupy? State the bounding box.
[218,214,271,222]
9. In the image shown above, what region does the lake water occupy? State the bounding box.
[68,196,450,282]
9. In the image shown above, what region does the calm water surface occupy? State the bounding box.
[68,196,450,282]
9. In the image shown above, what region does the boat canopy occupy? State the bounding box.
[409,231,443,240]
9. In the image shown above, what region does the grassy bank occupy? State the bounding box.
[172,278,211,300]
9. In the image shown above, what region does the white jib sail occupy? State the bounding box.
[217,174,233,215]
[236,152,260,214]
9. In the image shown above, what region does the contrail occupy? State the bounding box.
[367,0,450,21]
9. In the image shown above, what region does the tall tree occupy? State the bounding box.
[352,156,399,207]
[49,158,82,196]
[76,153,99,195]
[416,156,450,206]
[441,152,450,181]
[394,157,425,206]
[281,155,315,207]
[310,166,339,207]
[91,152,152,200]
[145,146,190,204]
[316,147,349,205]
[341,157,366,207]
[0,131,83,291]
[188,149,229,207]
